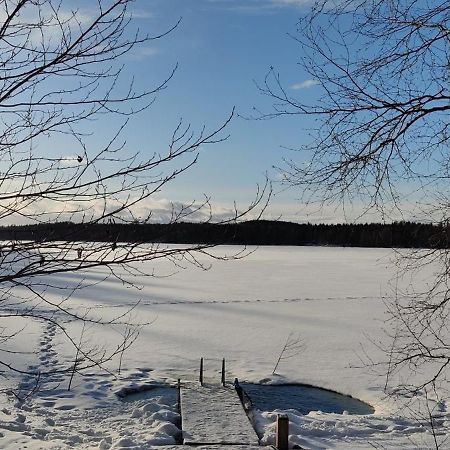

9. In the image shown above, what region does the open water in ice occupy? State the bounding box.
[242,383,374,415]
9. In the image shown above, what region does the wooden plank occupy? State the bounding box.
[156,446,274,450]
[180,384,259,446]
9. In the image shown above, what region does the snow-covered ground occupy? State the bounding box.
[1,246,449,449]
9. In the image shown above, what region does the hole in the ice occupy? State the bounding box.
[117,384,176,402]
[241,383,374,415]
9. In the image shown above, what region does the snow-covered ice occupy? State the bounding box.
[0,246,448,449]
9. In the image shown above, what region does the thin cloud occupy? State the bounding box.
[271,0,313,7]
[291,79,320,90]
[15,197,249,225]
[205,0,314,13]
[126,46,160,61]
[130,9,154,20]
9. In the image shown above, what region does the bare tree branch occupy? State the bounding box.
[0,0,271,390]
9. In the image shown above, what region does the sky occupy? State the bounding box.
[6,0,426,224]
[112,0,350,223]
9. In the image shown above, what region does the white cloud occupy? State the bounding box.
[205,0,314,13]
[5,192,432,226]
[291,79,320,90]
[126,46,159,61]
[271,0,313,7]
[0,4,95,45]
[11,197,249,225]
[130,10,154,20]
[127,198,260,224]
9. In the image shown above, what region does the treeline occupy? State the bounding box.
[0,220,448,249]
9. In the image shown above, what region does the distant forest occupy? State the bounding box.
[0,220,448,249]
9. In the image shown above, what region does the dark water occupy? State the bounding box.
[241,383,374,415]
[119,385,177,403]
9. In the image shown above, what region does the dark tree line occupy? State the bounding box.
[1,220,447,249]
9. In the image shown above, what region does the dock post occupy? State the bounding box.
[177,378,183,436]
[177,378,181,412]
[276,414,289,450]
[234,377,243,403]
[221,358,225,386]
[199,357,204,386]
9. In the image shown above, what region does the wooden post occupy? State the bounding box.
[177,378,182,437]
[221,358,226,386]
[177,378,181,412]
[276,414,289,450]
[234,377,243,403]
[199,357,204,386]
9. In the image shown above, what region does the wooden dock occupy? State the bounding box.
[159,447,272,450]
[180,383,260,446]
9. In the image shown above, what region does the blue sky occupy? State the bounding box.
[4,0,430,224]
[114,0,340,222]
[50,0,416,223]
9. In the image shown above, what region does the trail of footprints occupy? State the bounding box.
[139,295,382,307]
[38,321,62,375]
[2,320,181,448]
[16,320,64,399]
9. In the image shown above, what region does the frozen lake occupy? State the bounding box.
[0,246,447,449]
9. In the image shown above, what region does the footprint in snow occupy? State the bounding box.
[55,404,76,411]
[40,401,56,408]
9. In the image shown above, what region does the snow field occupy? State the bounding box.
[0,246,448,448]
